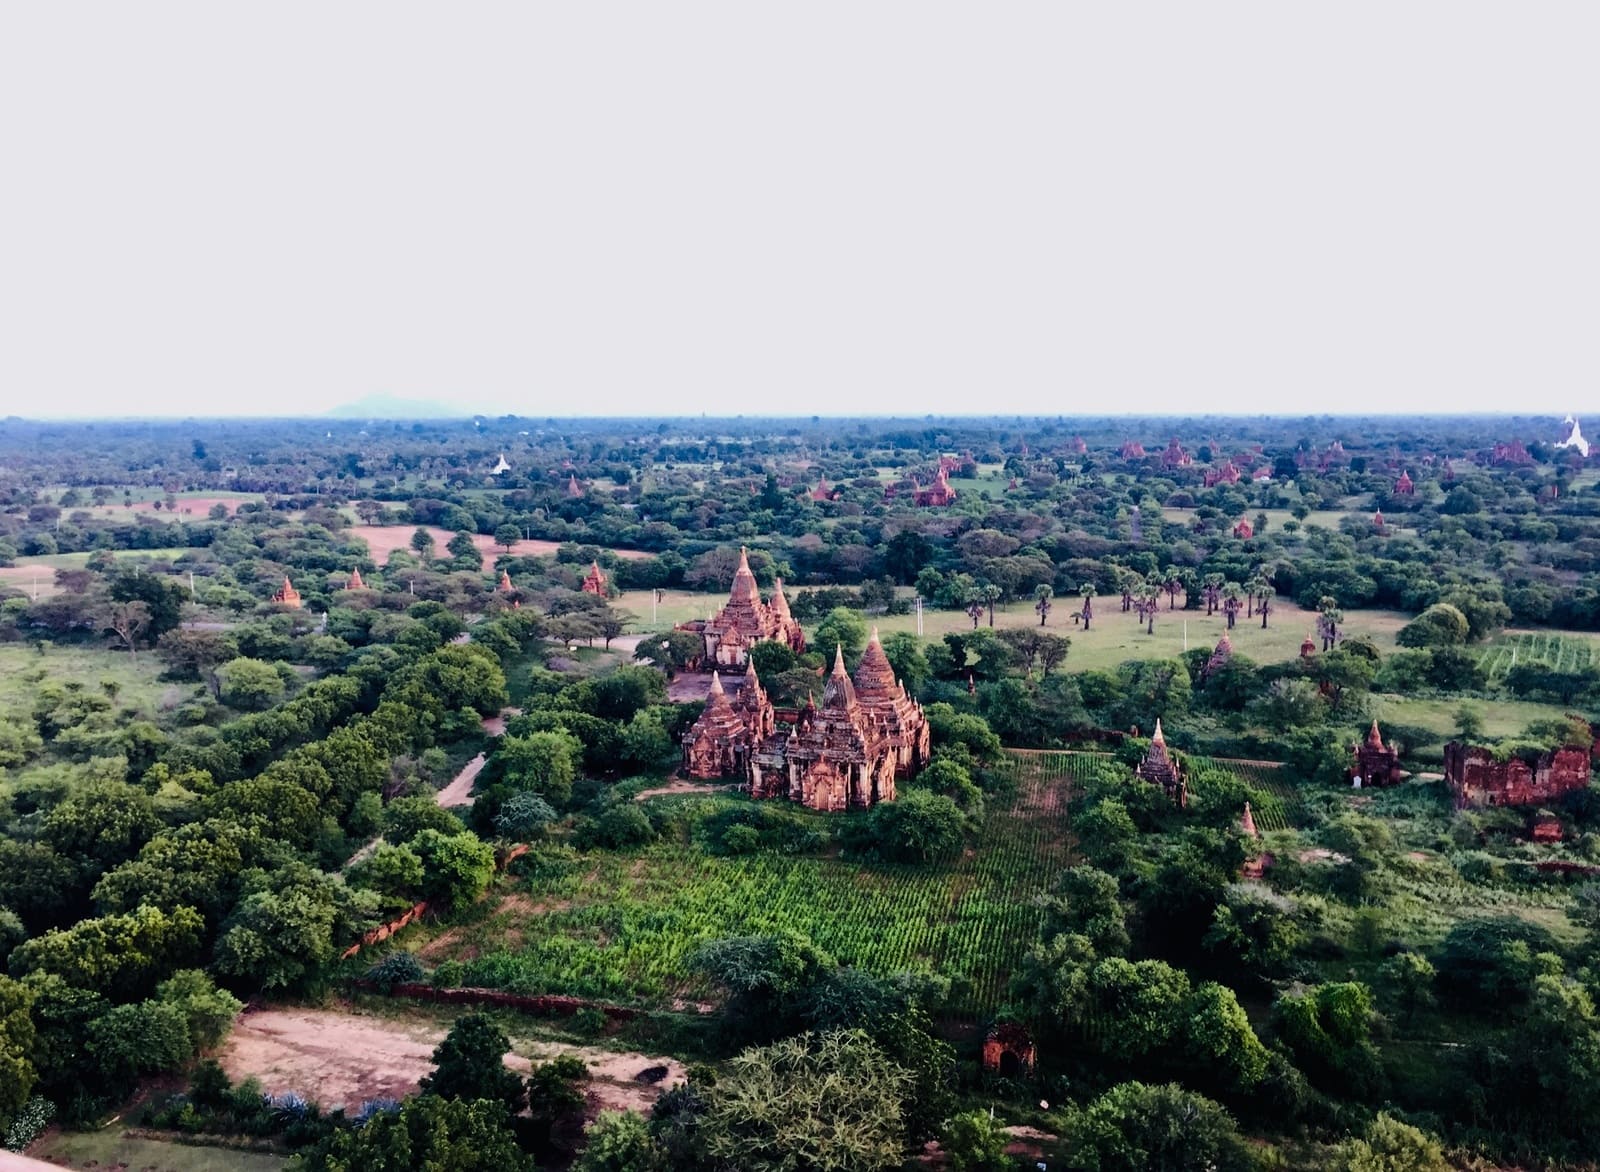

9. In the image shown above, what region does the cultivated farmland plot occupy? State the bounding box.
[1477,631,1597,680]
[440,750,1297,1018]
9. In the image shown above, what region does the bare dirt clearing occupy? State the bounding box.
[221,1005,684,1115]
[350,525,652,564]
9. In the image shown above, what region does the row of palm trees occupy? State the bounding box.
[1013,568,1283,637]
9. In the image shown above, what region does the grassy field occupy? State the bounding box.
[615,588,1413,672]
[31,1129,285,1170]
[0,548,200,598]
[1371,693,1578,741]
[0,642,184,719]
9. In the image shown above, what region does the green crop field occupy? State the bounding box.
[414,751,1304,1017]
[1477,630,1600,680]
[420,752,1078,1017]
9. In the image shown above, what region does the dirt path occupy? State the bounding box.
[633,778,737,802]
[435,753,487,809]
[221,1006,684,1115]
[350,525,653,564]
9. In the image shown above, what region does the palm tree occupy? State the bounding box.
[1034,584,1053,627]
[1139,577,1163,634]
[1202,573,1225,616]
[966,595,985,629]
[1254,575,1276,629]
[1317,595,1343,651]
[1080,583,1096,630]
[1164,568,1183,610]
[1119,569,1135,613]
[982,582,1002,628]
[1221,583,1244,630]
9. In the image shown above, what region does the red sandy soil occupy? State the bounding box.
[221,1005,685,1115]
[129,496,247,516]
[0,566,59,597]
[350,525,652,563]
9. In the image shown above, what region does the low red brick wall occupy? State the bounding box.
[349,979,641,1021]
[339,901,429,961]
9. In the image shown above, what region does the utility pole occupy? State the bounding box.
[915,596,924,637]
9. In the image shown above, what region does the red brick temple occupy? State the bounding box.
[580,561,607,596]
[1444,741,1590,808]
[1119,440,1147,460]
[1204,461,1241,487]
[346,567,366,590]
[566,473,585,498]
[683,632,930,811]
[271,576,302,608]
[1393,470,1415,496]
[1135,720,1187,807]
[1351,720,1402,787]
[810,477,837,502]
[1232,517,1254,539]
[912,467,957,507]
[676,547,806,670]
[1203,633,1232,680]
[498,569,516,594]
[1160,438,1191,469]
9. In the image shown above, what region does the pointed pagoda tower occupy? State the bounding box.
[686,547,806,669]
[1135,719,1187,806]
[681,672,753,779]
[346,567,366,590]
[498,569,515,594]
[580,560,607,596]
[1352,719,1402,787]
[272,576,302,608]
[851,627,930,775]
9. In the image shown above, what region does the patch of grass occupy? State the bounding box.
[31,1129,286,1171]
[0,642,188,723]
[1371,694,1577,741]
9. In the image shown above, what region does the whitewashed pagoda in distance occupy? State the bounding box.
[1556,416,1590,458]
[491,453,511,475]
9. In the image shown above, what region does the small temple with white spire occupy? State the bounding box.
[681,629,931,811]
[675,546,806,670]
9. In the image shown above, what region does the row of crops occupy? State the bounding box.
[442,750,1302,1018]
[1477,631,1596,680]
[455,757,1077,1018]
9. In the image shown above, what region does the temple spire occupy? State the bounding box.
[709,670,724,696]
[1152,718,1166,745]
[832,643,848,676]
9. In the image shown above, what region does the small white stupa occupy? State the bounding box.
[491,453,511,475]
[1556,416,1590,458]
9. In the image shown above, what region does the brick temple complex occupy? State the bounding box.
[271,576,302,608]
[1443,741,1591,808]
[681,632,931,811]
[676,547,806,670]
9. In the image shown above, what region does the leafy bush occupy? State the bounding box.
[368,951,424,990]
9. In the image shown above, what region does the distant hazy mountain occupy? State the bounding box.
[326,393,467,419]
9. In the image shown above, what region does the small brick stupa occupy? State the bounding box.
[1204,633,1233,680]
[272,576,302,608]
[1351,720,1402,787]
[580,561,607,596]
[1135,720,1187,807]
[566,474,585,498]
[346,567,367,590]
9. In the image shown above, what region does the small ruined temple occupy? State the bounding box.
[566,473,585,498]
[1300,632,1317,658]
[913,467,957,507]
[1393,470,1415,496]
[684,631,930,811]
[982,1023,1036,1077]
[1203,633,1233,680]
[1232,517,1254,539]
[1444,741,1591,809]
[1135,720,1187,807]
[346,567,366,590]
[498,569,516,594]
[1240,801,1269,878]
[1160,438,1191,469]
[676,548,806,670]
[810,477,837,502]
[1119,440,1147,460]
[272,576,302,608]
[1204,461,1241,487]
[580,561,607,596]
[1372,509,1386,531]
[1351,720,1403,787]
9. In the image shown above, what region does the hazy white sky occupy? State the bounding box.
[1,3,1595,418]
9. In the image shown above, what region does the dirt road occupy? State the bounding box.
[221,1006,685,1115]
